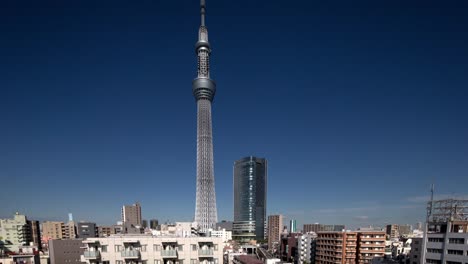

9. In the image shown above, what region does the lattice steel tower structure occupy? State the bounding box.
[193,0,217,232]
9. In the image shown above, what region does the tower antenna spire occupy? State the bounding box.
[193,0,218,233]
[200,0,206,26]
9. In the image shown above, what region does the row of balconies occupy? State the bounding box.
[83,249,215,260]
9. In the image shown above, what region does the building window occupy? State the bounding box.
[428,238,444,243]
[177,260,184,264]
[425,259,441,264]
[154,260,161,264]
[178,245,184,251]
[154,244,161,251]
[141,245,147,252]
[214,258,218,264]
[427,248,442,254]
[446,262,461,264]
[213,244,218,251]
[142,261,147,264]
[101,245,107,252]
[191,244,197,251]
[116,261,123,264]
[447,250,463,255]
[448,238,464,244]
[115,245,122,252]
[191,259,198,264]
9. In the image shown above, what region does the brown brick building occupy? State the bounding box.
[315,231,385,264]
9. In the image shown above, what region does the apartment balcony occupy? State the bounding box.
[83,251,101,259]
[199,249,214,257]
[161,249,178,258]
[121,250,140,259]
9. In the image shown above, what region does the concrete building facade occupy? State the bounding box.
[121,202,142,227]
[315,231,385,264]
[48,239,84,264]
[77,222,98,239]
[80,235,223,264]
[298,233,317,264]
[42,221,65,240]
[303,224,345,233]
[98,226,115,238]
[267,215,283,252]
[0,213,32,253]
[356,231,386,264]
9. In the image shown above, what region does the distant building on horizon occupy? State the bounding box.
[232,156,267,242]
[97,225,114,237]
[268,215,283,252]
[150,219,159,229]
[121,202,142,227]
[76,222,97,239]
[216,220,233,231]
[303,223,345,233]
[290,219,297,233]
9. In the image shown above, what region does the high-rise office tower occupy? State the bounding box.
[290,219,297,233]
[193,0,218,233]
[121,202,142,227]
[232,156,267,241]
[268,215,283,252]
[150,219,159,229]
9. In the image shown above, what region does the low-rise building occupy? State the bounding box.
[77,222,98,239]
[48,239,84,264]
[80,235,224,264]
[0,244,40,264]
[209,229,232,243]
[98,226,115,238]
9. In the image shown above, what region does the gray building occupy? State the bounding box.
[48,239,84,264]
[303,224,345,233]
[233,156,267,242]
[76,222,97,239]
[420,198,468,264]
[408,237,423,264]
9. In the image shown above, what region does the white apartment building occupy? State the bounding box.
[297,233,316,264]
[80,235,223,264]
[209,229,232,243]
[0,213,30,252]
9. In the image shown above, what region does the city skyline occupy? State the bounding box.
[1,0,468,229]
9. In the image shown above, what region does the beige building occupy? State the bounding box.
[122,202,142,227]
[267,215,283,252]
[80,235,223,264]
[315,231,385,264]
[356,231,385,263]
[42,221,66,240]
[42,221,77,241]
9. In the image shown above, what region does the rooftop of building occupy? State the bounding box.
[234,255,264,264]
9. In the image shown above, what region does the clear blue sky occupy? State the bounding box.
[1,0,467,229]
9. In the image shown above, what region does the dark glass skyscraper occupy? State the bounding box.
[233,156,267,241]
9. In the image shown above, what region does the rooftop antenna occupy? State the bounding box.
[426,183,435,222]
